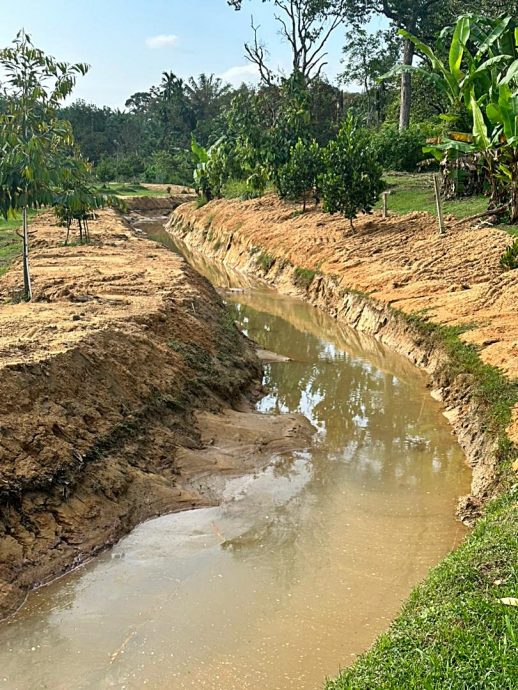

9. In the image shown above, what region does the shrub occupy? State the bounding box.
[143,150,193,185]
[95,156,117,182]
[276,138,322,210]
[500,239,518,271]
[371,124,430,172]
[321,115,384,229]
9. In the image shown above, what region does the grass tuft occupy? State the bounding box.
[257,252,275,273]
[293,266,317,290]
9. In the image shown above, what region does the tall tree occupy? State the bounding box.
[341,26,400,126]
[375,1,443,131]
[0,31,88,300]
[228,0,365,84]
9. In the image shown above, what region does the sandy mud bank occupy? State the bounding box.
[0,208,311,619]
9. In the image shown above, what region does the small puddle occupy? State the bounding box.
[0,218,470,690]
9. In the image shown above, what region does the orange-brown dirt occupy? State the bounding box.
[0,208,312,619]
[172,195,518,446]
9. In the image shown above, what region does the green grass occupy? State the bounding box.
[95,182,169,198]
[293,266,317,290]
[326,313,518,690]
[403,317,518,470]
[327,491,518,690]
[257,251,276,273]
[0,211,39,277]
[222,179,250,199]
[381,174,491,221]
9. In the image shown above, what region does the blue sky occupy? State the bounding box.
[1,0,386,109]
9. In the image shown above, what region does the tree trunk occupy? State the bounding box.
[399,37,415,131]
[510,180,518,224]
[22,206,32,301]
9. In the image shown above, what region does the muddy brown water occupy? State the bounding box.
[0,217,470,690]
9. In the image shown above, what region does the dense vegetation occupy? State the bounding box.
[48,2,518,236]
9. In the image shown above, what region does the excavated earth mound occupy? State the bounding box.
[0,208,312,619]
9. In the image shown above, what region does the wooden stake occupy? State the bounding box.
[433,174,445,235]
[382,191,389,219]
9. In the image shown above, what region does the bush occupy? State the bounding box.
[257,252,275,272]
[276,138,322,210]
[95,156,117,182]
[222,179,250,199]
[143,150,193,185]
[500,239,518,271]
[321,115,384,229]
[293,266,317,289]
[371,124,430,172]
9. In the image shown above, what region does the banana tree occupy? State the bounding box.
[387,14,518,220]
[384,15,515,127]
[191,136,228,201]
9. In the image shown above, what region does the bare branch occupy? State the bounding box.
[244,16,276,87]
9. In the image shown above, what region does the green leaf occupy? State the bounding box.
[471,95,490,149]
[475,16,512,61]
[500,59,518,86]
[191,136,209,163]
[449,16,470,81]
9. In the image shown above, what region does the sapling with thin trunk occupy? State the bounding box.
[0,30,88,300]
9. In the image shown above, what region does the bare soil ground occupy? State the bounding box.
[175,195,518,442]
[0,208,312,618]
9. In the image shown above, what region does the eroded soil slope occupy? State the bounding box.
[173,195,518,442]
[0,209,312,619]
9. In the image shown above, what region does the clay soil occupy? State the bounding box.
[0,208,312,619]
[175,195,518,442]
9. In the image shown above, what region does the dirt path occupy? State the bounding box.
[0,208,312,619]
[172,195,518,445]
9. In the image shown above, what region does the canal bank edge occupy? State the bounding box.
[168,201,517,514]
[0,207,315,620]
[168,198,518,689]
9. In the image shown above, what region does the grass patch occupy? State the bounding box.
[195,195,209,209]
[257,252,275,273]
[327,491,518,690]
[381,174,490,221]
[96,182,169,198]
[403,315,518,462]
[222,179,250,199]
[293,266,317,290]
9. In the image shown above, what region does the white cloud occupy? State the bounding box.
[146,34,178,50]
[219,64,259,86]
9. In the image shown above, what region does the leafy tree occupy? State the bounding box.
[371,123,433,171]
[341,26,400,126]
[321,114,384,229]
[277,138,322,209]
[53,154,117,244]
[0,31,88,300]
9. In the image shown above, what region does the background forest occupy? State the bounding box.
[55,0,515,185]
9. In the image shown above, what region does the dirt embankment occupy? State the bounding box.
[0,207,312,619]
[123,185,196,212]
[169,195,518,512]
